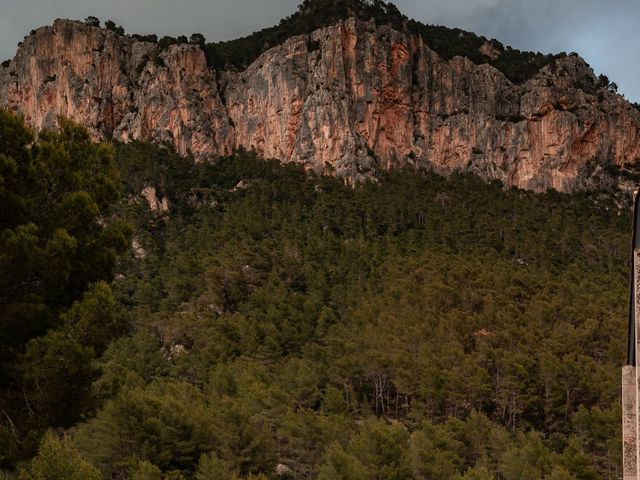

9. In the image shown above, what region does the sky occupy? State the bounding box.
[0,0,638,101]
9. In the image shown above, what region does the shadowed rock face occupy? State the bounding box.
[1,18,640,191]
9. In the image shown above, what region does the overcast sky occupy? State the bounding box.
[0,0,638,101]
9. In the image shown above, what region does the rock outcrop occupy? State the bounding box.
[1,17,639,191]
[141,185,170,212]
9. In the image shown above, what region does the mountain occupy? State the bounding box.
[0,3,635,475]
[1,0,639,191]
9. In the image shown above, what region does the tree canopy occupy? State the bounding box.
[0,112,130,465]
[0,124,631,478]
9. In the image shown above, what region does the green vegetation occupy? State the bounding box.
[0,112,130,466]
[0,120,632,478]
[17,432,102,480]
[139,0,568,83]
[104,20,125,36]
[84,16,100,28]
[202,0,567,84]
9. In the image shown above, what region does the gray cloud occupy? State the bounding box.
[0,0,638,101]
[398,0,640,102]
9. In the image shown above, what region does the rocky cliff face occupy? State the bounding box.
[1,18,639,191]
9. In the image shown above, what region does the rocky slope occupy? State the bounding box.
[1,17,639,191]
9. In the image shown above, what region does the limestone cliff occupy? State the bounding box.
[1,17,639,191]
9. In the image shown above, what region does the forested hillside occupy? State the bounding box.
[0,111,131,470]
[0,114,632,479]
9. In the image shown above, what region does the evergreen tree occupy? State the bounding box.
[0,112,130,465]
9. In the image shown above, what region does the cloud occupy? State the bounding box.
[0,0,637,101]
[397,0,639,101]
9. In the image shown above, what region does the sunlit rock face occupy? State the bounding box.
[2,18,640,191]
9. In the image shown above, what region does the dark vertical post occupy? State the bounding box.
[623,191,640,479]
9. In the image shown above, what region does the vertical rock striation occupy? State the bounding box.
[1,18,639,191]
